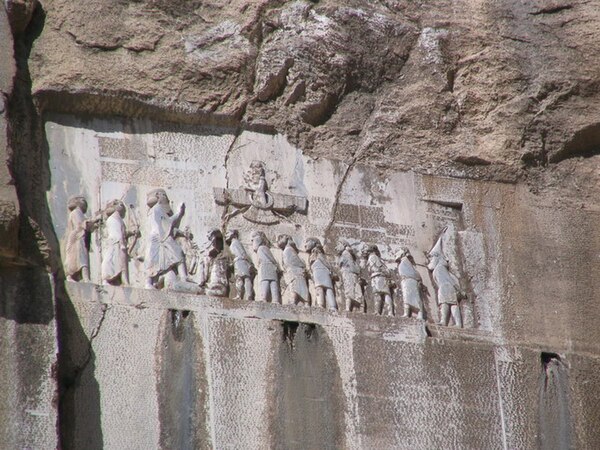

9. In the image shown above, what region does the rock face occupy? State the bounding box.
[3,0,600,448]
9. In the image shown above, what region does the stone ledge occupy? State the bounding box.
[64,281,500,346]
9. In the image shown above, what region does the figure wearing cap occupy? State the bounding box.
[101,199,139,286]
[226,229,255,301]
[396,248,424,320]
[278,234,310,306]
[65,195,100,282]
[365,244,394,316]
[251,231,281,303]
[336,239,365,312]
[306,237,337,311]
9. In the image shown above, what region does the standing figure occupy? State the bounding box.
[278,234,310,306]
[336,240,365,312]
[251,231,281,303]
[101,199,139,286]
[144,189,198,292]
[306,238,337,311]
[225,229,255,301]
[176,226,200,278]
[427,230,463,327]
[65,195,100,282]
[198,228,229,297]
[396,248,424,320]
[365,244,394,316]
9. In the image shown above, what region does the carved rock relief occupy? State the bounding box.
[47,115,483,328]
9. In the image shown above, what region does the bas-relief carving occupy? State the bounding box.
[226,229,255,301]
[396,248,424,320]
[365,244,395,316]
[427,228,464,328]
[144,189,200,294]
[251,230,282,303]
[198,228,229,297]
[306,237,338,311]
[278,234,310,306]
[336,240,365,312]
[64,195,100,282]
[54,123,475,329]
[214,160,308,225]
[101,199,139,286]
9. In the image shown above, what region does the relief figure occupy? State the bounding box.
[278,234,310,306]
[199,228,229,297]
[396,248,424,320]
[336,240,365,312]
[225,229,255,301]
[65,195,100,282]
[306,237,337,311]
[365,244,394,316]
[427,229,463,327]
[101,199,139,286]
[144,189,199,293]
[251,231,281,303]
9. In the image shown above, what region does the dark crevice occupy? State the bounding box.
[549,123,600,163]
[530,5,573,15]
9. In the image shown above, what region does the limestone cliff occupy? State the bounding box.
[2,0,600,449]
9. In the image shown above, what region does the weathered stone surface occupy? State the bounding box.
[28,0,600,186]
[0,5,19,259]
[4,0,600,448]
[61,281,600,449]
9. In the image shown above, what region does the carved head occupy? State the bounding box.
[251,231,268,252]
[146,189,169,208]
[224,229,239,244]
[105,199,126,218]
[277,234,295,250]
[68,195,88,213]
[395,247,410,262]
[335,239,354,256]
[365,244,381,257]
[207,228,224,253]
[305,237,323,254]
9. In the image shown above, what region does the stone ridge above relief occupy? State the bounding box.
[47,115,492,330]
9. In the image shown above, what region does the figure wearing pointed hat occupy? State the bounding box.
[427,227,463,327]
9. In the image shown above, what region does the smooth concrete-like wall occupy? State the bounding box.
[61,282,600,450]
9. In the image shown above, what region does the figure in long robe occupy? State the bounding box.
[144,189,195,291]
[65,195,99,282]
[101,199,138,286]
